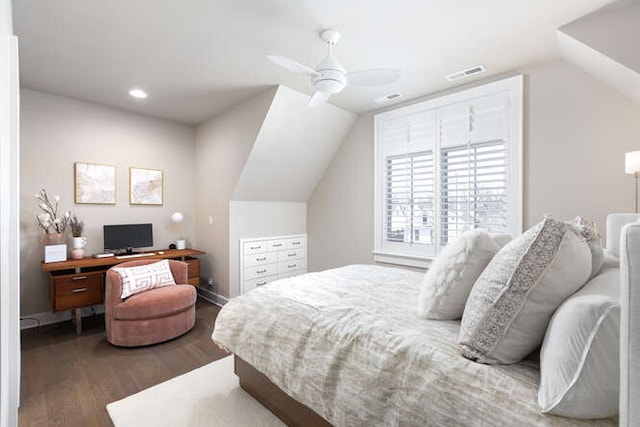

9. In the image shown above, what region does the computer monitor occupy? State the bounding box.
[103,223,153,253]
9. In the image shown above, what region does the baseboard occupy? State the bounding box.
[197,286,228,307]
[20,305,105,330]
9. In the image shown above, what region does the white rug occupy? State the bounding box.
[107,356,285,427]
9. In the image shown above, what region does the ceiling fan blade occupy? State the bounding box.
[267,55,321,77]
[308,91,330,107]
[346,69,402,87]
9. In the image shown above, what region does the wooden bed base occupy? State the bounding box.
[234,355,332,427]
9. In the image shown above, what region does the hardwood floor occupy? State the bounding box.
[19,299,228,427]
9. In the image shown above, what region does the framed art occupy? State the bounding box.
[129,167,163,205]
[74,162,116,204]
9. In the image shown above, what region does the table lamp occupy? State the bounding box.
[625,151,640,213]
[171,212,186,250]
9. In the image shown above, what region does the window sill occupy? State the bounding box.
[372,251,433,269]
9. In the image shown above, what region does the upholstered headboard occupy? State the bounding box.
[608,213,640,426]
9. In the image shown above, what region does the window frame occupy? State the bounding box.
[373,75,523,268]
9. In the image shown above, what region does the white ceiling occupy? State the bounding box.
[13,0,613,124]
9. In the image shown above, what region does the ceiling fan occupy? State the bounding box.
[268,29,401,106]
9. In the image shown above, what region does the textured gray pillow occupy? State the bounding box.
[459,217,592,364]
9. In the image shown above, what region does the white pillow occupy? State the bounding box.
[113,259,176,299]
[418,230,512,320]
[567,216,604,278]
[459,216,592,364]
[538,268,619,418]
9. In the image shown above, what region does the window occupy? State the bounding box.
[374,76,522,268]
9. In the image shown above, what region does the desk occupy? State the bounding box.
[41,249,205,333]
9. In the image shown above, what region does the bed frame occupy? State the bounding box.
[234,356,331,426]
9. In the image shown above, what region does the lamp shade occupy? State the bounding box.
[171,212,184,223]
[625,151,640,174]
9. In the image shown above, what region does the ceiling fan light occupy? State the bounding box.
[315,79,345,94]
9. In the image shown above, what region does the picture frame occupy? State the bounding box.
[129,167,163,205]
[74,162,116,204]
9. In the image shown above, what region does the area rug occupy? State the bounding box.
[107,356,285,427]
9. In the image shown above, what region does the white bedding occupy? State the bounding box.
[212,264,616,426]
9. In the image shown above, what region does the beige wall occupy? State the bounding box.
[307,113,375,272]
[20,89,197,315]
[307,59,640,272]
[194,88,277,298]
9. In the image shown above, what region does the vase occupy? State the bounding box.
[71,248,85,259]
[72,236,87,249]
[44,233,65,246]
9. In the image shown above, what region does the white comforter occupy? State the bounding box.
[212,265,615,426]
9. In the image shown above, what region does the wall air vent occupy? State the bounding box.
[374,93,402,104]
[446,65,486,82]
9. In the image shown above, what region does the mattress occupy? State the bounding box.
[212,264,615,426]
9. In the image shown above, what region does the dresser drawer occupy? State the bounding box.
[185,258,200,283]
[51,271,103,312]
[266,239,286,251]
[244,251,276,267]
[277,259,306,274]
[243,241,266,255]
[244,264,277,280]
[277,249,304,262]
[286,236,306,249]
[242,275,277,293]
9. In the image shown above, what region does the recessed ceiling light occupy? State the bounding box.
[129,89,148,99]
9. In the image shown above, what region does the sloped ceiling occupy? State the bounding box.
[558,0,640,102]
[232,86,356,202]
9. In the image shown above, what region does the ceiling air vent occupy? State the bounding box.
[446,65,486,82]
[374,93,402,104]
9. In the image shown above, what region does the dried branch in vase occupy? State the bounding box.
[70,214,84,237]
[35,189,70,234]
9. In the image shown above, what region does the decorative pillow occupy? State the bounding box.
[114,259,176,299]
[459,216,592,364]
[538,268,619,419]
[567,216,604,278]
[418,230,512,320]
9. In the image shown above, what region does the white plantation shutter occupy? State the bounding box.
[375,76,522,267]
[378,111,437,258]
[386,151,435,245]
[439,93,510,246]
[440,140,508,245]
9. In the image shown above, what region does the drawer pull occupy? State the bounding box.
[288,264,297,269]
[250,246,261,250]
[287,253,296,257]
[291,241,300,245]
[257,281,267,286]
[256,257,267,261]
[72,276,88,281]
[72,288,88,293]
[256,269,267,274]
[272,243,283,247]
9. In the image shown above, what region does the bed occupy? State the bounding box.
[212,214,640,426]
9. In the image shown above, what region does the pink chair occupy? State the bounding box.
[105,259,197,347]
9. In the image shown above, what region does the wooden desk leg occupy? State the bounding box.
[75,308,82,334]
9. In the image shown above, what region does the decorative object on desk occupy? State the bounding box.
[35,189,70,262]
[169,243,177,250]
[74,162,116,204]
[625,151,640,213]
[69,214,86,259]
[44,244,67,263]
[130,167,163,205]
[171,211,186,249]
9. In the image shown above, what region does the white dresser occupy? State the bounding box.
[240,234,307,294]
